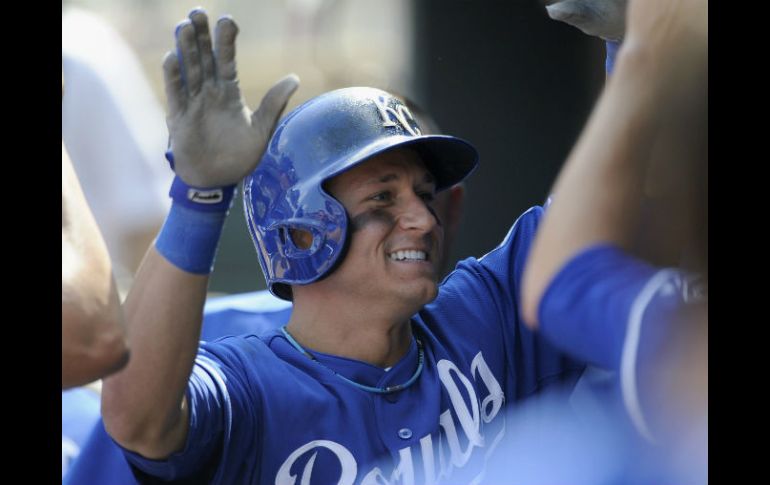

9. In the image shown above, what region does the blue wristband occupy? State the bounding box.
[169,175,236,212]
[158,149,237,273]
[155,202,229,274]
[605,40,621,75]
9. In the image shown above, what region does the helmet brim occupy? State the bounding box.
[324,134,479,192]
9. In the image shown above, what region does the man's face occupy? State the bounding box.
[322,147,443,311]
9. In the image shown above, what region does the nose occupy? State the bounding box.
[397,192,439,234]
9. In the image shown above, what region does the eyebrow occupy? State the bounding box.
[368,173,399,185]
[361,171,436,187]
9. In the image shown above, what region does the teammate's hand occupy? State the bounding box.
[545,0,627,41]
[163,9,299,188]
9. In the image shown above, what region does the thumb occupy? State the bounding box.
[251,74,300,140]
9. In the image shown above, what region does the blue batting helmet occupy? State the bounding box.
[243,87,478,300]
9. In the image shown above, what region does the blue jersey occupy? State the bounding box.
[62,293,291,484]
[529,244,707,483]
[537,244,706,436]
[200,290,292,341]
[63,419,139,485]
[121,206,583,484]
[61,387,101,479]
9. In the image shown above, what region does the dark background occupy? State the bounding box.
[210,0,605,293]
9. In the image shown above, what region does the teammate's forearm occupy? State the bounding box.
[62,145,129,387]
[521,42,680,327]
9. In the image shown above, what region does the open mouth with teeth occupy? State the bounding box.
[388,250,429,262]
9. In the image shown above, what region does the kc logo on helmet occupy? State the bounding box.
[373,95,422,136]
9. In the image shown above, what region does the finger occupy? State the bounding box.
[214,15,239,81]
[251,74,300,139]
[189,8,216,83]
[163,51,186,116]
[545,0,591,25]
[176,19,203,94]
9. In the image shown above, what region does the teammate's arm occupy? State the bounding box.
[62,141,129,388]
[521,0,707,327]
[101,9,298,459]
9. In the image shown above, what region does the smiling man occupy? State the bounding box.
[283,148,444,368]
[101,9,583,484]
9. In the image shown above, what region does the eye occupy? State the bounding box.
[370,191,392,202]
[419,191,435,203]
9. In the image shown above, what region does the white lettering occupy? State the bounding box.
[419,434,438,485]
[394,447,415,485]
[438,359,483,451]
[439,409,474,468]
[360,467,389,485]
[275,440,357,485]
[470,352,505,423]
[275,353,506,484]
[469,419,507,485]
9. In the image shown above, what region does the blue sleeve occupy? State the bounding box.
[201,290,292,341]
[121,341,261,481]
[430,206,583,400]
[538,244,689,370]
[62,388,102,477]
[63,419,137,485]
[538,244,703,440]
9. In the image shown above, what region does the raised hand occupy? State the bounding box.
[163,9,299,188]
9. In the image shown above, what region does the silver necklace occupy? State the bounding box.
[280,325,424,394]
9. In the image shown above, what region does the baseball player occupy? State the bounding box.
[101,8,584,484]
[61,100,466,485]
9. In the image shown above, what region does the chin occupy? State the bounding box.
[411,281,439,307]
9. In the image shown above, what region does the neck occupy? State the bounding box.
[286,296,414,368]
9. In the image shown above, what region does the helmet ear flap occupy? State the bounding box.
[287,227,313,251]
[272,213,351,301]
[313,211,352,284]
[278,223,324,257]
